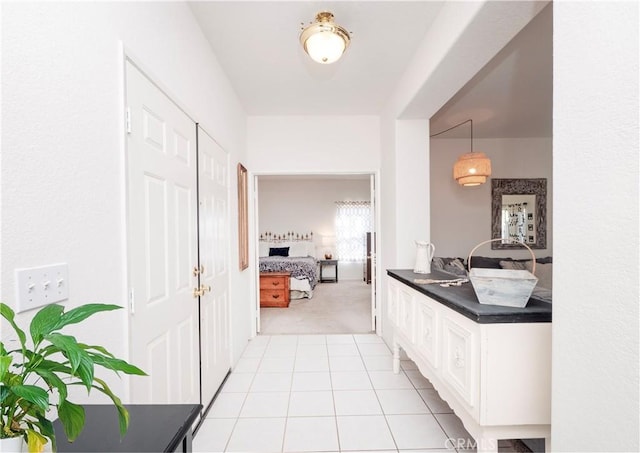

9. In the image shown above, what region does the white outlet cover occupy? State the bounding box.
[15,263,69,313]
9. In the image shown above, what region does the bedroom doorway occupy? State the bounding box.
[253,173,378,335]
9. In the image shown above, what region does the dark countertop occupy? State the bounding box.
[387,269,552,324]
[55,403,202,452]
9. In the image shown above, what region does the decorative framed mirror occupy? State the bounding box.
[491,178,547,249]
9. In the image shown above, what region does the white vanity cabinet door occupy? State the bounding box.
[441,313,479,410]
[387,278,399,326]
[415,295,439,369]
[397,285,415,343]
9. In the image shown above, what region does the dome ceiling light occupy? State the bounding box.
[300,11,351,64]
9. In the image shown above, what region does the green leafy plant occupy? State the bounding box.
[0,302,146,452]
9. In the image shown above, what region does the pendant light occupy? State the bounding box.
[300,11,351,64]
[431,119,492,187]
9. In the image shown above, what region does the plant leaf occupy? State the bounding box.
[90,354,147,376]
[93,377,129,437]
[57,400,85,442]
[43,333,85,375]
[0,355,12,381]
[29,304,65,345]
[79,343,115,358]
[58,304,122,330]
[0,303,27,351]
[33,368,68,402]
[11,385,50,412]
[35,414,56,452]
[26,429,48,453]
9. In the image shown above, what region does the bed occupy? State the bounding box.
[259,232,318,300]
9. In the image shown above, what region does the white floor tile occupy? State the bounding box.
[206,392,246,418]
[357,343,392,356]
[336,415,396,451]
[292,371,332,391]
[386,414,449,450]
[376,389,429,415]
[193,418,235,453]
[404,369,434,389]
[333,390,382,415]
[264,343,297,358]
[251,335,272,346]
[221,373,254,393]
[233,357,261,373]
[288,391,335,417]
[368,371,414,390]
[353,334,384,344]
[361,355,394,371]
[225,417,286,452]
[250,372,293,392]
[297,344,328,357]
[295,356,330,372]
[417,389,453,414]
[240,392,290,418]
[241,343,267,358]
[269,335,299,345]
[325,334,355,344]
[327,343,360,356]
[331,371,372,390]
[259,357,295,373]
[283,416,339,452]
[297,334,327,345]
[329,355,365,371]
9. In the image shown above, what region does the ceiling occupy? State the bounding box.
[189,1,552,138]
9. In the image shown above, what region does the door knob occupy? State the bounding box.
[192,265,205,276]
[192,284,211,298]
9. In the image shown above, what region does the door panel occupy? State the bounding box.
[126,61,199,404]
[197,126,231,407]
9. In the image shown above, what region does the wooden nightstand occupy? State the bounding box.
[259,272,290,307]
[319,259,338,283]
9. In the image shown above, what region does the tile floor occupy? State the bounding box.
[193,334,517,453]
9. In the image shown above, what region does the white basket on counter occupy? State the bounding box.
[467,238,538,308]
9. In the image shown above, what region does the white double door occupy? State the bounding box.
[125,61,230,406]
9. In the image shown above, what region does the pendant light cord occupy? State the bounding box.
[429,119,473,153]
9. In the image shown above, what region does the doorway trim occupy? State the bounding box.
[249,170,382,337]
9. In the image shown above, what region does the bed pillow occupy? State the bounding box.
[269,247,289,257]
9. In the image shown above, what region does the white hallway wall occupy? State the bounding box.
[258,178,371,280]
[430,137,553,259]
[1,2,250,401]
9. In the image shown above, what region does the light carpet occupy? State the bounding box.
[259,280,373,334]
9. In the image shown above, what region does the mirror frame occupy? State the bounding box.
[491,178,547,249]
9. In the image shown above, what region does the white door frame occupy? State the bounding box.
[250,170,382,337]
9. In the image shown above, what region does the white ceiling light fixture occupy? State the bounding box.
[300,11,351,64]
[431,119,492,187]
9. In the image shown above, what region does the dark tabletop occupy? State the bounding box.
[54,404,202,452]
[387,269,552,324]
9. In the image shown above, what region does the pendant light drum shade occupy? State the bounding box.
[300,11,350,64]
[453,151,492,186]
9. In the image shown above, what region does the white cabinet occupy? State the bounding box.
[387,275,551,453]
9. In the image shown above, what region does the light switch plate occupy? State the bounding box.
[15,263,69,313]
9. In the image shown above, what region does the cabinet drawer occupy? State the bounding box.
[260,277,287,289]
[260,289,288,307]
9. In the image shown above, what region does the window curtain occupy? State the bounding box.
[335,201,371,262]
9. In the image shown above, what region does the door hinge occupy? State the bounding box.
[126,107,132,134]
[129,288,135,314]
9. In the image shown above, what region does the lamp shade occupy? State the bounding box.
[300,11,350,64]
[453,151,492,186]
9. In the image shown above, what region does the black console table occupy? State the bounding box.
[55,404,202,452]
